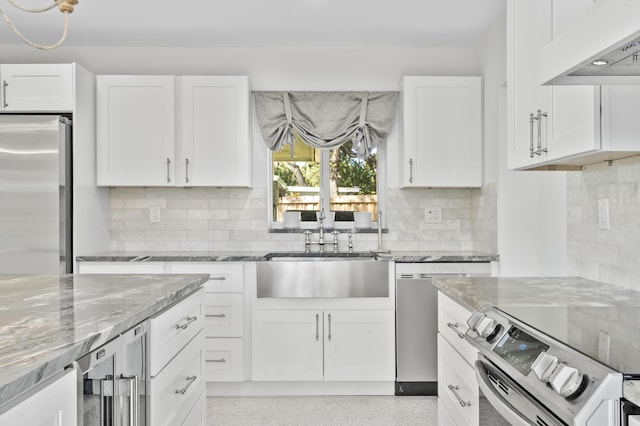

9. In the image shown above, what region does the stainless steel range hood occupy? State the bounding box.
[541,0,640,85]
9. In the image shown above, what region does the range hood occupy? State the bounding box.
[541,0,640,85]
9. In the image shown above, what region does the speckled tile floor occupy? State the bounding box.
[206,396,438,425]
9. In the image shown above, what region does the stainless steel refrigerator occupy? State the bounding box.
[0,115,72,273]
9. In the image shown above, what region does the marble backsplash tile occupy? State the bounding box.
[567,156,640,290]
[109,185,497,253]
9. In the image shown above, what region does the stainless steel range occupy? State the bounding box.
[465,307,623,426]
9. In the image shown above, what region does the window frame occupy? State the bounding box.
[267,143,386,230]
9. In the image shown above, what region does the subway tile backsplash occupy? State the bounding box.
[109,184,498,254]
[567,156,640,290]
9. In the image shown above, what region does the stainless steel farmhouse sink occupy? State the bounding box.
[257,254,390,298]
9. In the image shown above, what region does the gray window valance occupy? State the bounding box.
[254,91,398,159]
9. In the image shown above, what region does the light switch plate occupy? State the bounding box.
[424,207,442,224]
[149,206,161,223]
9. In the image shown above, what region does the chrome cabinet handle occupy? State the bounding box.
[448,384,471,407]
[2,80,7,108]
[208,313,226,318]
[166,158,171,183]
[315,313,319,341]
[207,358,227,363]
[447,322,466,339]
[327,313,332,341]
[408,158,414,183]
[529,113,535,158]
[210,276,227,281]
[175,375,197,395]
[185,158,190,183]
[536,110,548,155]
[176,315,197,330]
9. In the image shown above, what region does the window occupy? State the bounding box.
[271,137,383,228]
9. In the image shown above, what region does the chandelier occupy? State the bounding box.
[0,0,78,50]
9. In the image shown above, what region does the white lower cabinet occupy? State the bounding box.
[323,310,395,382]
[252,310,324,381]
[437,292,479,426]
[205,338,244,382]
[438,398,457,426]
[438,335,479,426]
[149,289,206,425]
[252,310,395,382]
[166,262,248,383]
[0,367,77,426]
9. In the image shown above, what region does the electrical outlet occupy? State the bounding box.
[424,207,442,224]
[598,198,610,230]
[149,206,161,223]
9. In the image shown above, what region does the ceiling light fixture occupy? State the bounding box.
[0,0,77,50]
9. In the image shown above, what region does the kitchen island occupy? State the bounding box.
[433,275,640,410]
[0,273,208,411]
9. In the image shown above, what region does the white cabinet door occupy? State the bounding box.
[323,310,395,381]
[544,0,601,163]
[0,64,74,112]
[96,75,176,186]
[252,310,323,381]
[507,0,601,170]
[179,76,250,187]
[0,367,77,426]
[402,76,482,187]
[507,0,552,169]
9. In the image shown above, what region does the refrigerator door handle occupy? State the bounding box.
[120,375,139,426]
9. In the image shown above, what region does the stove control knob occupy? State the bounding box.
[549,364,585,398]
[530,352,558,382]
[476,317,499,339]
[466,311,485,332]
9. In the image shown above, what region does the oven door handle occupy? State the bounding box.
[475,360,534,426]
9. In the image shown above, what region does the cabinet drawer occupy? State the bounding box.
[149,331,205,426]
[78,261,165,274]
[166,262,244,293]
[150,289,204,376]
[179,391,206,426]
[205,293,243,337]
[205,338,244,382]
[438,292,477,365]
[438,399,457,426]
[438,334,478,426]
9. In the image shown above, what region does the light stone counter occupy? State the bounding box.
[76,250,499,263]
[0,273,208,408]
[433,276,640,406]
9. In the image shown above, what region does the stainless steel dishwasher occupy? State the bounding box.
[395,262,491,396]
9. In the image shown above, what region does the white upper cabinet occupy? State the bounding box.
[97,75,251,187]
[97,75,176,186]
[401,76,482,188]
[508,0,640,170]
[179,76,250,187]
[0,64,74,112]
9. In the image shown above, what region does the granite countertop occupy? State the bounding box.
[433,276,640,405]
[76,250,499,263]
[0,273,208,408]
